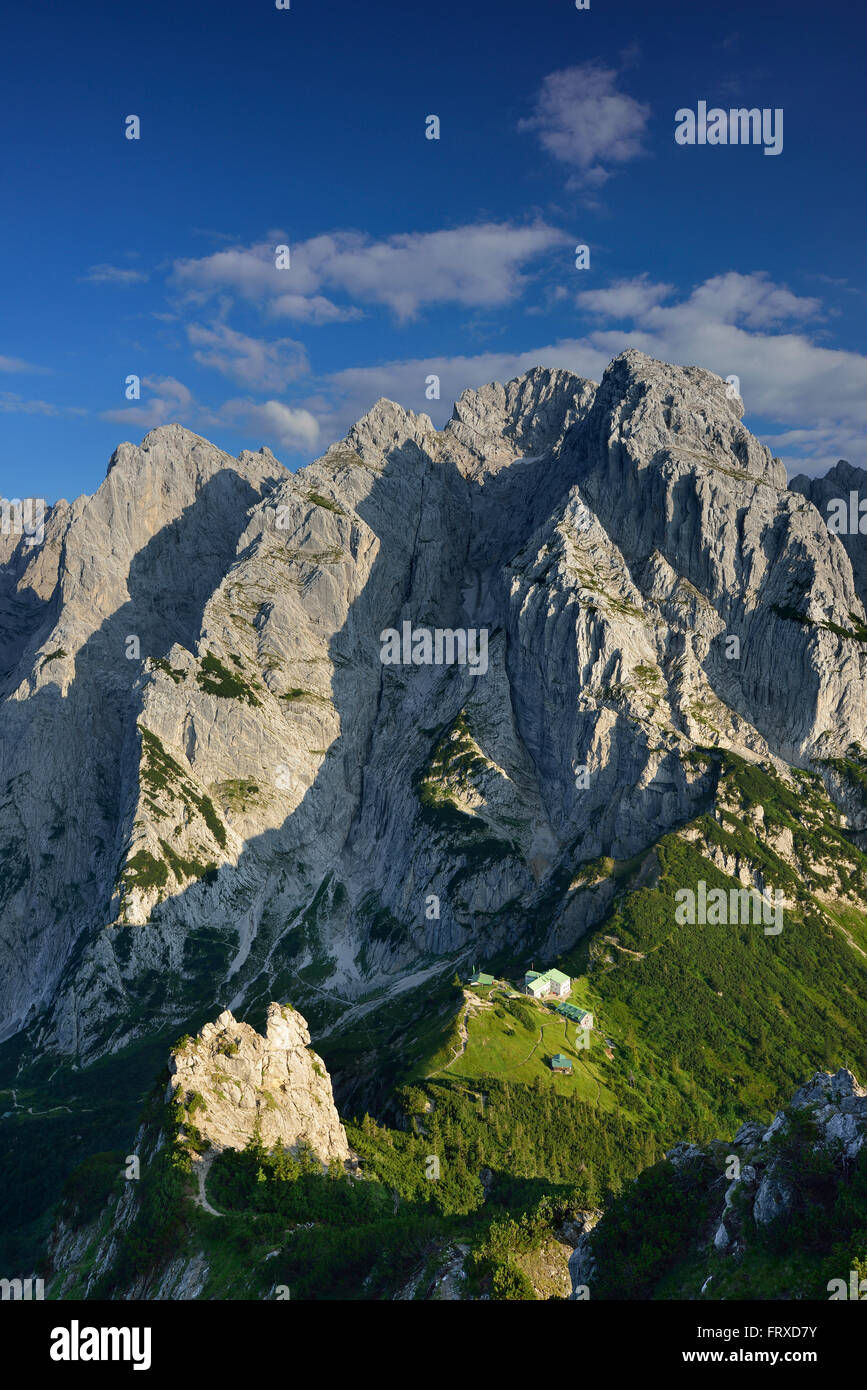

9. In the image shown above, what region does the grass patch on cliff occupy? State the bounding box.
[211,778,261,813]
[280,688,330,704]
[150,657,186,684]
[122,850,169,892]
[40,648,67,668]
[138,726,227,851]
[158,839,216,885]
[306,491,343,513]
[196,653,262,707]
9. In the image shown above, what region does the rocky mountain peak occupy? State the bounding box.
[105,423,284,496]
[343,396,435,463]
[789,459,867,607]
[790,1066,867,1112]
[585,348,785,488]
[445,366,596,476]
[824,459,864,488]
[791,457,867,496]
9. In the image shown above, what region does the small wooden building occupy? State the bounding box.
[550,1053,573,1074]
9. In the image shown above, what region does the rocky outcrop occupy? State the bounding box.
[567,1219,600,1299]
[708,1069,867,1258]
[787,1068,867,1160]
[170,1003,350,1164]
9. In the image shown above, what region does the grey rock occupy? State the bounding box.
[568,1234,598,1297]
[791,1067,867,1109]
[733,1121,766,1148]
[713,1221,731,1251]
[666,1142,705,1169]
[753,1172,793,1226]
[762,1111,789,1144]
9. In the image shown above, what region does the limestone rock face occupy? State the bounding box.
[0,426,282,1048]
[568,1233,598,1297]
[2,352,866,1061]
[169,1003,351,1164]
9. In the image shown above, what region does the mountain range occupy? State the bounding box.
[2,348,867,1293]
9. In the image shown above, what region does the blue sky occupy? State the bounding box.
[1,0,865,502]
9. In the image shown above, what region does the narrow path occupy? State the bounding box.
[602,935,645,959]
[4,1088,77,1117]
[443,1007,471,1070]
[565,1021,602,1104]
[835,922,867,959]
[193,1151,222,1217]
[506,1026,544,1072]
[582,1065,602,1105]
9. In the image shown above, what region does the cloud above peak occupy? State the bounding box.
[186,323,309,392]
[101,376,194,430]
[211,398,320,452]
[173,222,568,322]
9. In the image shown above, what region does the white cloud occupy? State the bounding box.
[0,354,50,374]
[213,398,320,452]
[0,391,58,415]
[99,375,319,454]
[173,222,568,322]
[762,424,867,475]
[519,63,651,185]
[269,293,360,325]
[101,376,194,429]
[577,274,675,319]
[82,264,149,286]
[187,323,309,391]
[655,272,821,331]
